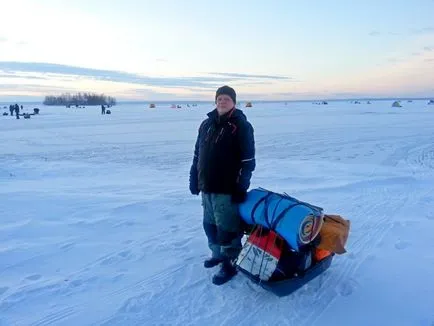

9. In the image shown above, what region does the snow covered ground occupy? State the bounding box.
[1,100,433,326]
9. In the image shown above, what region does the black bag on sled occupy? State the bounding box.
[236,225,334,297]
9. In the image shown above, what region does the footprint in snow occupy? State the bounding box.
[100,250,132,266]
[394,240,411,250]
[170,225,179,231]
[119,295,152,314]
[118,250,131,258]
[69,280,83,288]
[101,256,118,266]
[338,279,358,297]
[26,274,42,281]
[115,220,136,227]
[112,274,124,282]
[60,242,75,250]
[163,213,177,221]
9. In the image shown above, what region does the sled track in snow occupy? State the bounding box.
[99,262,212,326]
[0,199,196,326]
[5,178,424,326]
[30,307,78,326]
[201,177,415,326]
[97,176,417,326]
[286,177,413,326]
[86,174,418,326]
[406,142,434,173]
[4,263,188,326]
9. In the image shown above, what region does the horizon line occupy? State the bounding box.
[1,96,433,104]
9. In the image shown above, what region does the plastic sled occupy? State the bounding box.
[237,253,334,297]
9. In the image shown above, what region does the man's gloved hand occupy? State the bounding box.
[189,182,200,195]
[231,188,247,203]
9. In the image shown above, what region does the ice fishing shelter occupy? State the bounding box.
[392,101,402,107]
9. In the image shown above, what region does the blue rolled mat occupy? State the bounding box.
[239,188,324,251]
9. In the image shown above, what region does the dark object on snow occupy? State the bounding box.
[106,109,111,114]
[428,100,434,105]
[392,101,402,108]
[212,259,237,285]
[23,114,31,119]
[204,257,223,268]
[14,104,20,119]
[2,112,8,116]
[33,108,40,114]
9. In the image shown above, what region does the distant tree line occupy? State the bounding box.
[43,93,116,106]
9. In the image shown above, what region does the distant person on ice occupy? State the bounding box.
[101,104,106,115]
[189,85,256,285]
[14,103,20,119]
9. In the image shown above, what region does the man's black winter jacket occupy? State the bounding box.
[189,108,255,194]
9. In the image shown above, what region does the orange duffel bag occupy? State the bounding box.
[317,214,350,254]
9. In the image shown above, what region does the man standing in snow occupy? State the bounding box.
[189,85,256,285]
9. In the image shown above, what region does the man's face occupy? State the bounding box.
[216,94,235,115]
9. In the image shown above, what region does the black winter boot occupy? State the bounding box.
[212,259,237,285]
[204,257,223,268]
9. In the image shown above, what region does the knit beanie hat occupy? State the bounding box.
[215,85,236,103]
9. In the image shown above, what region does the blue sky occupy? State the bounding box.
[0,0,433,101]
